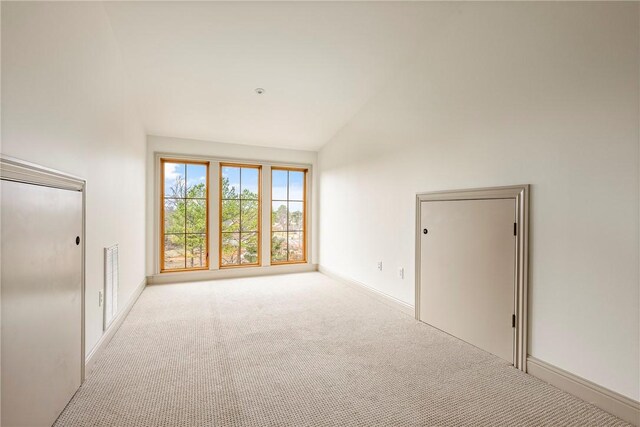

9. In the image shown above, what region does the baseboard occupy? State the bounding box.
[527,356,639,426]
[148,263,318,285]
[316,266,637,425]
[318,265,414,317]
[84,277,147,376]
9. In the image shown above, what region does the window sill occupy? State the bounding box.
[219,263,261,270]
[160,267,209,274]
[270,260,308,266]
[149,262,317,285]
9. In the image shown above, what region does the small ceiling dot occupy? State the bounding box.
[255,88,265,95]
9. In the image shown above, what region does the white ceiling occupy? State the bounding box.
[104,2,451,151]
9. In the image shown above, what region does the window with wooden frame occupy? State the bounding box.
[220,164,261,267]
[271,167,307,264]
[161,159,209,272]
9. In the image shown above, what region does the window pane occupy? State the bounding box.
[164,163,185,198]
[186,199,207,233]
[241,200,259,232]
[289,171,304,201]
[164,199,184,234]
[272,201,287,231]
[270,168,306,265]
[221,167,240,199]
[162,160,209,271]
[288,201,304,231]
[241,168,259,199]
[164,234,185,270]
[221,233,239,266]
[271,232,287,262]
[186,164,207,198]
[186,234,206,268]
[272,170,288,200]
[240,233,258,264]
[220,165,261,268]
[221,200,240,232]
[288,232,304,262]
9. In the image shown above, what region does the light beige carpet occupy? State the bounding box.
[55,273,629,426]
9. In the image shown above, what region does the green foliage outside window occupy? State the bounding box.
[164,173,207,269]
[270,169,305,263]
[220,170,260,266]
[164,164,305,269]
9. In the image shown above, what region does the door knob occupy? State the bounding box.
[75,236,80,245]
[423,228,428,234]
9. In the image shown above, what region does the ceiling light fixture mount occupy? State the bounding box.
[255,88,265,95]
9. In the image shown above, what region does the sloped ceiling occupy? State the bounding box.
[104,1,454,150]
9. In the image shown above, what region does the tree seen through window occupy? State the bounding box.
[220,165,260,267]
[271,168,306,263]
[162,161,208,271]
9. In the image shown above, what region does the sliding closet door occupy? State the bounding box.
[1,180,83,427]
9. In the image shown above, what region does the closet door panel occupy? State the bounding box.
[1,180,83,427]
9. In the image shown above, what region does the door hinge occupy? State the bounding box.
[512,314,516,328]
[513,222,517,236]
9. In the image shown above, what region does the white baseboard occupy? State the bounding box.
[527,356,639,426]
[83,271,639,426]
[316,266,638,425]
[318,265,414,317]
[85,277,147,376]
[148,263,318,285]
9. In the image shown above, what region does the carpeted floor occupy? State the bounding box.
[55,273,629,426]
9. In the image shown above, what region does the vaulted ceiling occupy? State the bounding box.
[103,2,453,150]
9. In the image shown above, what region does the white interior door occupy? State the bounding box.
[1,180,83,427]
[419,198,516,363]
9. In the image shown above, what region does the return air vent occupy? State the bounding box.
[104,244,119,329]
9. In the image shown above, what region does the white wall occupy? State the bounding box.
[318,2,639,400]
[146,135,318,276]
[1,2,147,356]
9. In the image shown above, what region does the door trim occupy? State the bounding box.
[415,185,529,371]
[0,154,87,382]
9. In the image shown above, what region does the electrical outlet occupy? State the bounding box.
[98,290,104,307]
[377,261,383,271]
[398,267,404,279]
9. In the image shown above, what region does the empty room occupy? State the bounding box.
[1,1,638,426]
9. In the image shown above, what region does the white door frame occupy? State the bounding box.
[415,185,529,371]
[0,154,87,382]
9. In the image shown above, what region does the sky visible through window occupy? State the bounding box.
[220,166,260,267]
[164,163,207,196]
[162,161,208,271]
[271,170,303,200]
[272,169,305,263]
[162,162,306,270]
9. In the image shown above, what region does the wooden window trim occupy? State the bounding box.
[219,163,262,268]
[160,158,210,273]
[270,166,308,265]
